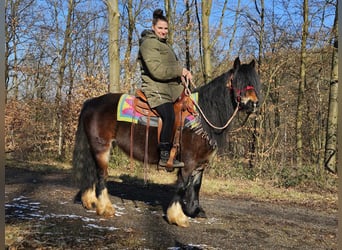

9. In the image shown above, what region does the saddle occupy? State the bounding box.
[130,89,196,169]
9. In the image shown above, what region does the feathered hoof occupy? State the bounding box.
[166,201,189,227]
[97,204,115,218]
[96,188,115,217]
[82,199,97,210]
[81,187,97,210]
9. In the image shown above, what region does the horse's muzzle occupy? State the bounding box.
[242,100,259,114]
[240,89,259,114]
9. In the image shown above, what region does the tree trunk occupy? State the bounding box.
[164,0,174,45]
[296,0,308,167]
[185,0,191,72]
[194,0,203,80]
[107,0,120,93]
[256,0,264,68]
[201,0,212,83]
[228,0,240,58]
[250,0,264,168]
[56,0,74,159]
[123,0,133,92]
[5,0,21,101]
[324,2,338,173]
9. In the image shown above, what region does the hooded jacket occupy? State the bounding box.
[138,30,184,108]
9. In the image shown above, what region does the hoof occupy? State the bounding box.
[96,188,115,217]
[81,186,97,210]
[167,202,189,227]
[97,205,115,217]
[82,200,97,210]
[195,207,207,218]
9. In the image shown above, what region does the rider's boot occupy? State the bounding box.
[158,142,184,168]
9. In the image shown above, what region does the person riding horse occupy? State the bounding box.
[138,9,193,168]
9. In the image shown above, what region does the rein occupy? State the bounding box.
[183,78,240,130]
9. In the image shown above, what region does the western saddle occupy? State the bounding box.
[130,89,196,170]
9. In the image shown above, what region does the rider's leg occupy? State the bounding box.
[155,102,184,168]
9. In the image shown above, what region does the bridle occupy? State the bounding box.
[235,85,255,104]
[227,74,256,105]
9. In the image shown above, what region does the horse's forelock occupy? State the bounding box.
[233,62,260,95]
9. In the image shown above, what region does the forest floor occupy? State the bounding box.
[5,160,338,249]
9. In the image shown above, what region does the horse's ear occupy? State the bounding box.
[233,57,241,70]
[250,59,256,68]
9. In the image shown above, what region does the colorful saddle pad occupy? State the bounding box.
[117,92,199,127]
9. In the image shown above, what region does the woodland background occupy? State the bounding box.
[5,0,338,189]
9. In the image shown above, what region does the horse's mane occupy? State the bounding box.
[193,70,236,149]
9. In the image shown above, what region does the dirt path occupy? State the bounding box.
[5,164,337,249]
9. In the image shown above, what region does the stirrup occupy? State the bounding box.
[171,159,184,168]
[159,158,184,168]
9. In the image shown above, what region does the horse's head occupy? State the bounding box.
[228,57,261,113]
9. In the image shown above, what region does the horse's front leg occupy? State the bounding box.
[166,167,205,227]
[166,179,189,227]
[182,169,206,218]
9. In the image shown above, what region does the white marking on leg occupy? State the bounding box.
[96,188,115,217]
[81,184,97,210]
[167,201,189,227]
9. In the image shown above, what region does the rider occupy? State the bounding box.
[138,9,193,168]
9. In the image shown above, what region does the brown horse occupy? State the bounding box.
[72,57,261,227]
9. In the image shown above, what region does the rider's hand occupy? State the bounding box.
[182,68,193,81]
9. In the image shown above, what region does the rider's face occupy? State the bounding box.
[152,20,168,39]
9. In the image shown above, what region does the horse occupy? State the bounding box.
[72,57,261,227]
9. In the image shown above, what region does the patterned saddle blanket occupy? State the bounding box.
[117,92,199,128]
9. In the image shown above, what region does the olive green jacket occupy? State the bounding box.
[138,30,184,108]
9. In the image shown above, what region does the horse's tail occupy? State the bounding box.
[72,102,97,192]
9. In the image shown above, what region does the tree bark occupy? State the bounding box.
[164,0,174,45]
[201,0,212,83]
[324,1,338,173]
[56,0,75,159]
[123,0,133,91]
[250,0,264,168]
[228,0,240,58]
[185,0,191,72]
[296,0,308,167]
[107,0,120,93]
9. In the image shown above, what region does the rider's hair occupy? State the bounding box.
[152,9,168,25]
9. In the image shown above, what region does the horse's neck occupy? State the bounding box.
[199,85,234,118]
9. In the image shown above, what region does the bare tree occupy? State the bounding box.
[228,0,241,58]
[201,0,212,83]
[123,0,133,90]
[296,0,308,167]
[249,0,264,168]
[55,0,76,159]
[107,0,120,93]
[324,0,338,173]
[5,0,35,101]
[164,0,174,45]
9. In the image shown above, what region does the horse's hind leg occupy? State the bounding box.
[93,149,115,217]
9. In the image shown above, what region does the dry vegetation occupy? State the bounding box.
[5,0,337,203]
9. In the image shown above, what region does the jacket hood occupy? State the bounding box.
[139,29,167,44]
